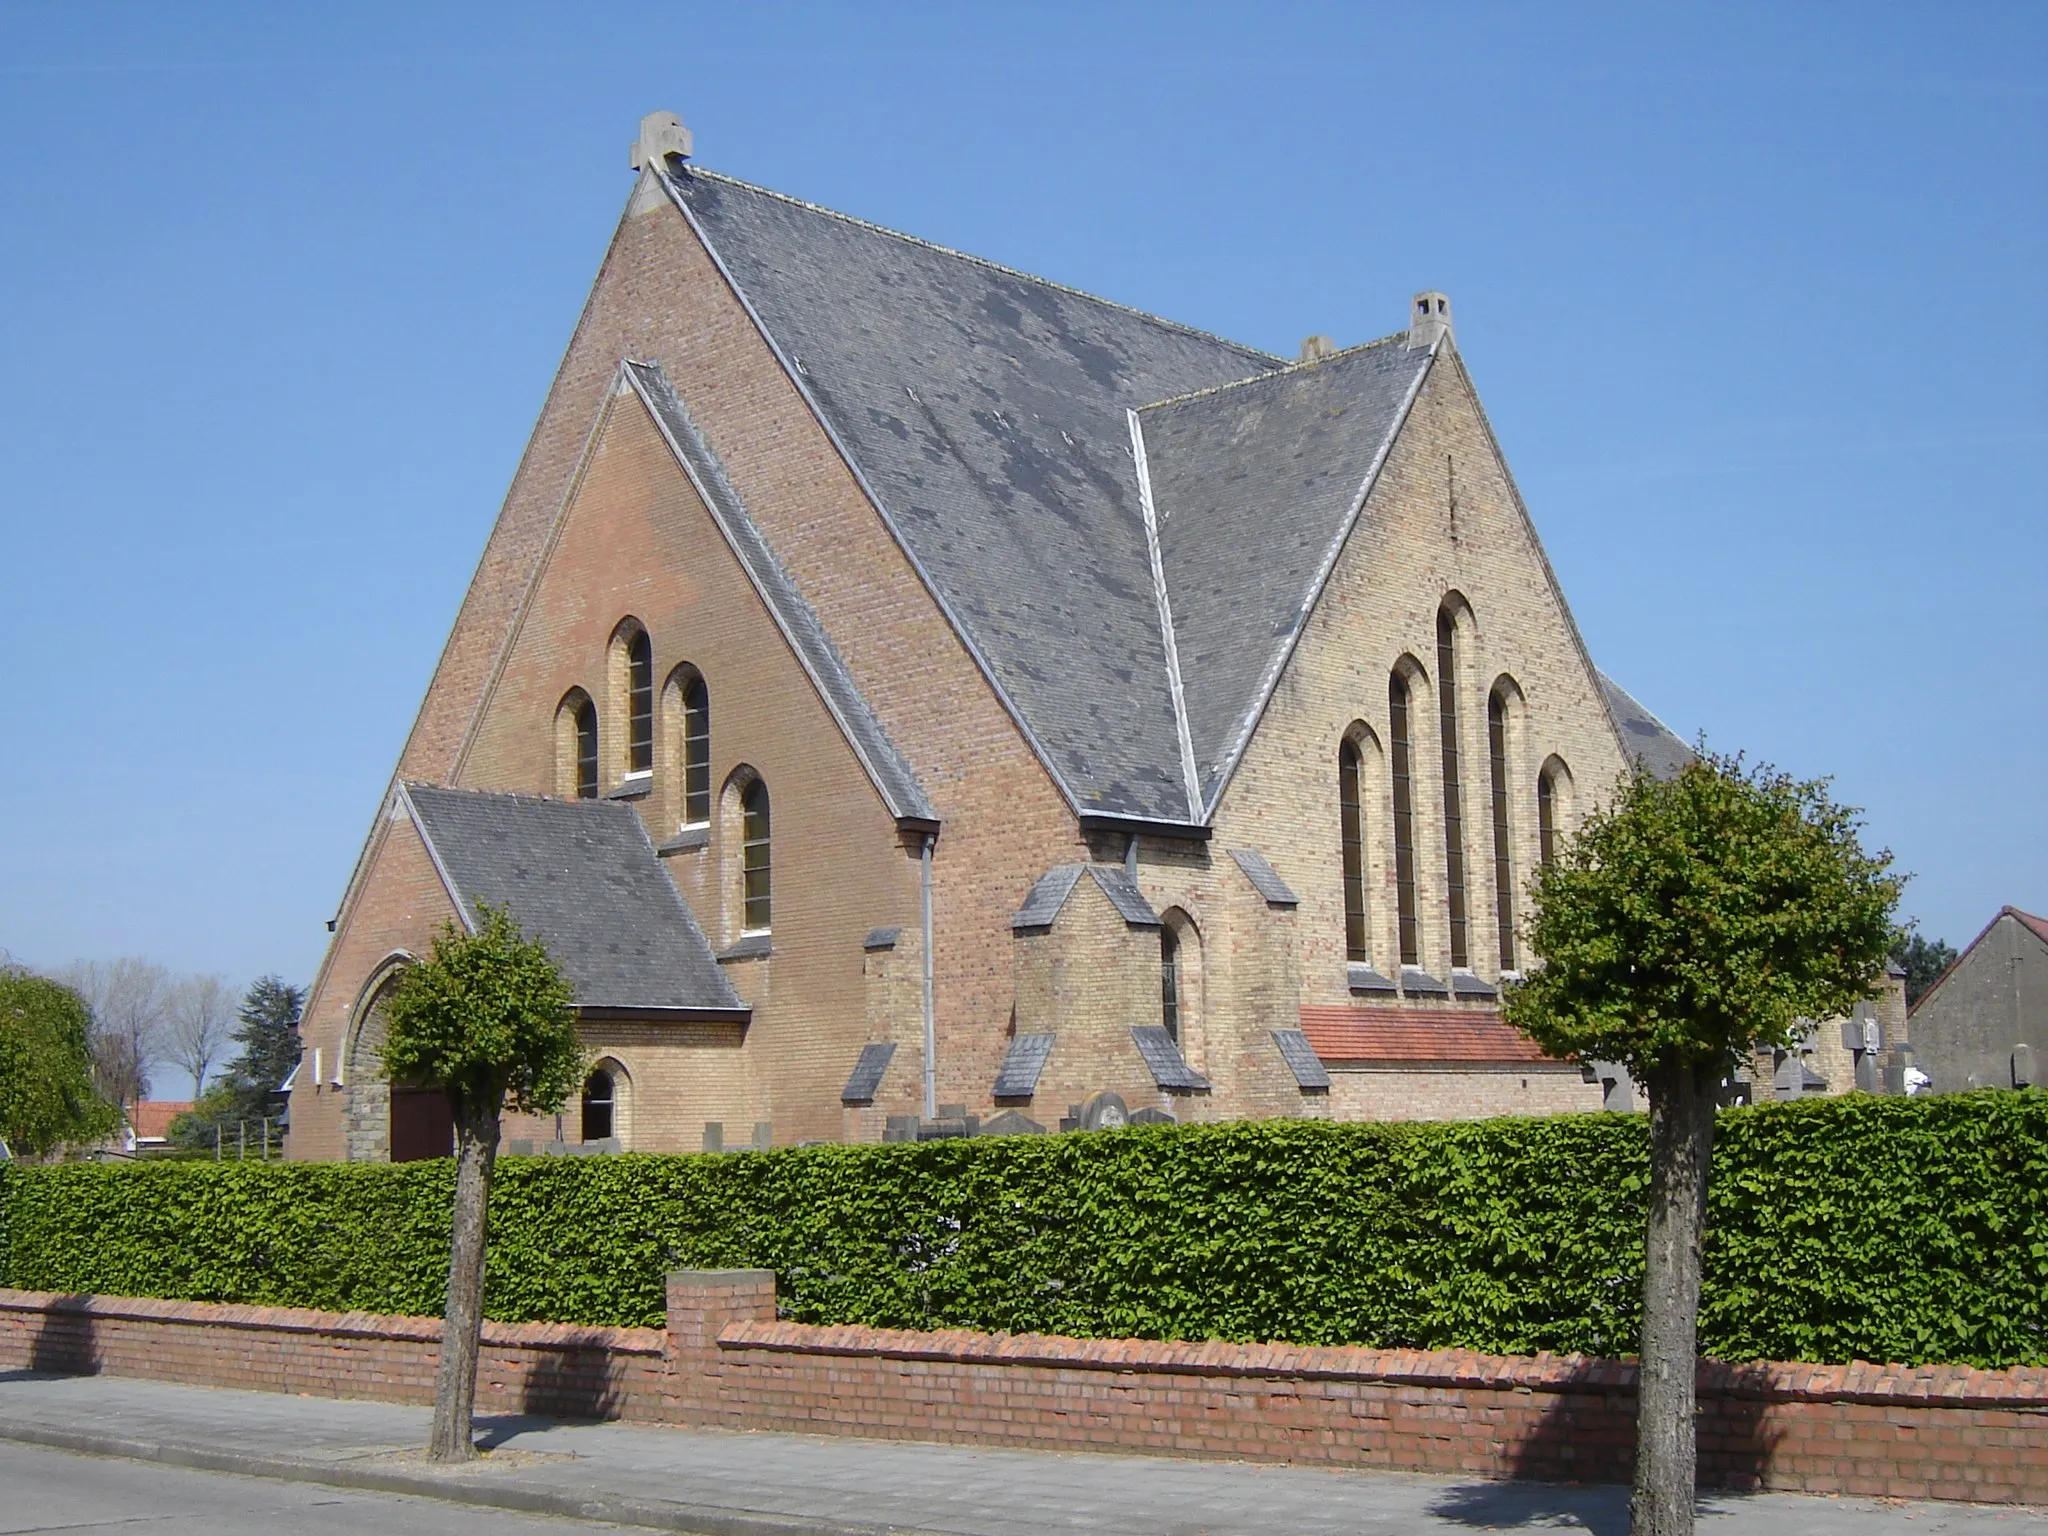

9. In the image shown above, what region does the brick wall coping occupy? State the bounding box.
[0,1288,664,1357]
[719,1319,2048,1410]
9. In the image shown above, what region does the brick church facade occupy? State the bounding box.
[286,112,1694,1161]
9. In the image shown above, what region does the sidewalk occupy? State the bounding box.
[1,1371,2041,1535]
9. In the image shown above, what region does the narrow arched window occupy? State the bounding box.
[1538,766,1557,867]
[1160,923,1182,1042]
[1488,687,1516,971]
[1339,738,1369,963]
[626,629,653,776]
[681,672,710,825]
[575,697,599,800]
[1437,608,1469,969]
[1389,671,1420,967]
[581,1068,615,1141]
[741,779,771,932]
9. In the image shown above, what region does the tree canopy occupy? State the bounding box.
[171,976,304,1150]
[382,906,580,1119]
[1505,752,1901,1076]
[0,968,122,1156]
[1889,931,1958,1008]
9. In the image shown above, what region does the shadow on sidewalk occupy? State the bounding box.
[1424,1364,1783,1532]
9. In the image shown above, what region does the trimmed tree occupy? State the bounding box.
[381,906,579,1462]
[1503,752,1897,1536]
[0,968,122,1156]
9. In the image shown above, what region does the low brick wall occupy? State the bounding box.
[3,1276,2043,1505]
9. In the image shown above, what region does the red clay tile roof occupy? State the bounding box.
[128,1101,193,1142]
[1299,1006,1553,1065]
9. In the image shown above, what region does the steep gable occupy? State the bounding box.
[666,168,1280,823]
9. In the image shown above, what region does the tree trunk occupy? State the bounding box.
[427,1099,499,1462]
[1632,1060,1719,1536]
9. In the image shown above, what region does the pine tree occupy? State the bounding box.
[170,976,303,1149]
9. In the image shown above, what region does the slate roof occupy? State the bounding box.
[993,1032,1057,1098]
[1011,864,1160,929]
[1140,341,1431,808]
[1270,1029,1332,1091]
[667,168,1280,824]
[652,164,1692,831]
[1130,1025,1211,1091]
[400,784,744,1015]
[1228,848,1300,907]
[1298,1005,1551,1065]
[1599,672,1694,781]
[841,1042,896,1104]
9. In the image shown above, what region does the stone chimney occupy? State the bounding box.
[630,110,693,172]
[1298,335,1337,364]
[1406,291,1453,350]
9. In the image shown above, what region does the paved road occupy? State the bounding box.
[2,1372,2044,1535]
[0,1438,630,1535]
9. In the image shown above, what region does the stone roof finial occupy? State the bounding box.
[1406,291,1453,350]
[1298,335,1337,363]
[630,110,693,172]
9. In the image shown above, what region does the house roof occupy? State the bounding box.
[128,1101,192,1141]
[1598,673,1694,781]
[1011,863,1162,930]
[400,783,744,1015]
[1298,1005,1553,1065]
[1140,339,1433,810]
[656,163,1690,830]
[2011,906,2048,947]
[1912,905,2048,1016]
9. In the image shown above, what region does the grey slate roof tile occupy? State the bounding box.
[1130,1026,1211,1091]
[1013,865,1086,930]
[1086,865,1161,927]
[1228,848,1300,907]
[400,784,743,1014]
[993,1032,1056,1098]
[624,362,935,825]
[1598,672,1694,782]
[1348,962,1398,995]
[1141,341,1431,808]
[1271,1028,1332,1090]
[841,1042,896,1104]
[668,169,1280,823]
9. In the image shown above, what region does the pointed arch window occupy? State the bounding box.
[574,697,599,800]
[1437,608,1469,969]
[1160,923,1182,1043]
[681,672,711,825]
[1339,737,1369,963]
[626,628,654,776]
[1538,763,1559,867]
[581,1068,615,1142]
[741,779,771,932]
[1488,686,1516,971]
[1389,671,1421,967]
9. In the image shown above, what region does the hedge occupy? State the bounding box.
[2,1092,2042,1367]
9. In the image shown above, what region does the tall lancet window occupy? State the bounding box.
[1437,608,1469,969]
[626,629,654,776]
[1339,737,1369,963]
[1389,671,1420,967]
[1488,687,1516,972]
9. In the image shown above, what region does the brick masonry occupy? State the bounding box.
[3,1276,2042,1505]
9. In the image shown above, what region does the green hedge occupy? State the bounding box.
[2,1093,2042,1367]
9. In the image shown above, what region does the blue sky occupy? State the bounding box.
[1,2,2042,1039]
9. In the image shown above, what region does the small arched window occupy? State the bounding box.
[741,779,771,932]
[681,672,710,825]
[581,1068,615,1142]
[1537,757,1572,868]
[1437,605,1469,970]
[574,697,599,799]
[626,629,654,776]
[1338,737,1369,963]
[1487,685,1516,971]
[1389,669,1421,967]
[1160,922,1182,1042]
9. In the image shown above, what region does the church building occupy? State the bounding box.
[286,112,1692,1161]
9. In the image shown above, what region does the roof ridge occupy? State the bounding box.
[683,167,1284,370]
[404,780,596,810]
[1135,331,1412,413]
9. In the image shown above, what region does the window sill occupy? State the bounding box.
[606,775,653,801]
[658,825,710,855]
[718,933,773,962]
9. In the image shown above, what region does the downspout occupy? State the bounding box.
[921,833,937,1120]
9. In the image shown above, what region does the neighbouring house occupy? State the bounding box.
[289,109,1719,1163]
[123,1101,192,1154]
[1906,907,2048,1094]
